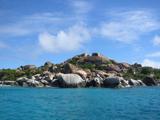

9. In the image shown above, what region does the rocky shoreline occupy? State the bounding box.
[0,74,159,88]
[0,53,160,88]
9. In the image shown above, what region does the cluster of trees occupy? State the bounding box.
[123,66,160,80]
[0,69,42,81]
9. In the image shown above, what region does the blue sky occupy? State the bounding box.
[0,0,160,68]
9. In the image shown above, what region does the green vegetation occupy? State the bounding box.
[106,61,112,65]
[0,69,17,81]
[23,69,43,78]
[123,67,160,80]
[79,63,96,70]
[69,59,77,65]
[0,69,43,81]
[69,58,113,71]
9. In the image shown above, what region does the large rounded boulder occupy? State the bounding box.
[57,74,86,88]
[103,77,120,88]
[143,77,157,86]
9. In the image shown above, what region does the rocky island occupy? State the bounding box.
[0,53,159,88]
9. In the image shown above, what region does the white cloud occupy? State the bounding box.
[0,9,159,55]
[146,51,160,57]
[1,10,158,42]
[153,35,160,46]
[71,0,92,14]
[100,10,159,43]
[142,59,160,68]
[0,12,77,37]
[38,24,90,53]
[0,11,91,54]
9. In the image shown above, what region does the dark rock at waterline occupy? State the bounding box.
[0,81,16,86]
[128,79,144,86]
[26,79,43,87]
[143,77,158,86]
[86,77,103,87]
[16,77,43,87]
[16,77,28,86]
[103,77,121,88]
[51,79,60,87]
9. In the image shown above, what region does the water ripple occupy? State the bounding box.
[0,87,160,120]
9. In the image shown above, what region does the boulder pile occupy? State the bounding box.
[14,72,158,88]
[1,53,159,88]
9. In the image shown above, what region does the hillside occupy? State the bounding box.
[0,53,160,88]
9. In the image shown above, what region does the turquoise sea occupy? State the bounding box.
[0,87,160,120]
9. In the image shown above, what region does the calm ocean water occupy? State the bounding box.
[0,87,160,120]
